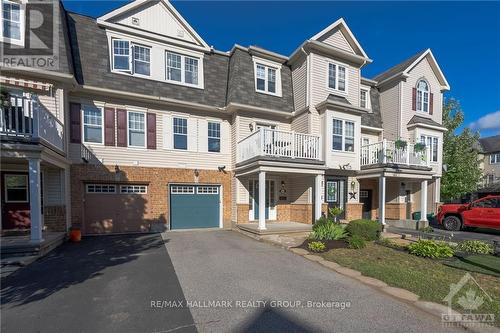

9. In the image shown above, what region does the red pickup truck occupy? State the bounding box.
[437,195,500,231]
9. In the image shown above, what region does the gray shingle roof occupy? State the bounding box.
[326,94,351,105]
[372,50,426,83]
[226,48,294,112]
[478,135,500,153]
[407,115,443,127]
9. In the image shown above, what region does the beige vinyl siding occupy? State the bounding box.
[318,28,355,54]
[291,56,307,111]
[236,115,291,141]
[288,176,312,204]
[44,168,64,205]
[378,81,400,141]
[291,111,309,133]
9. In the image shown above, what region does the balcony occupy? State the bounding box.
[360,139,430,168]
[0,94,64,153]
[237,128,321,164]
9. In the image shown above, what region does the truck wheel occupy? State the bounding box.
[443,216,462,231]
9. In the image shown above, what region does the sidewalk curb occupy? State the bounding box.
[287,247,500,332]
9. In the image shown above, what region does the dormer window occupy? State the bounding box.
[112,39,131,71]
[416,79,430,113]
[328,62,348,93]
[360,89,370,109]
[252,57,282,97]
[1,0,24,46]
[112,39,151,76]
[166,51,200,87]
[133,44,150,76]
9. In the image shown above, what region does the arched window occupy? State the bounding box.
[416,79,429,113]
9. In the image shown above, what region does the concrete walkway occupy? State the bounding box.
[163,230,462,333]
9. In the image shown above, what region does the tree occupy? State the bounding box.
[441,98,483,201]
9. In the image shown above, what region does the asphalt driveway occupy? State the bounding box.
[1,234,196,333]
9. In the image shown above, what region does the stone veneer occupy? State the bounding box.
[70,164,232,230]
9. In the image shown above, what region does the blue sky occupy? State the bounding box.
[63,1,500,137]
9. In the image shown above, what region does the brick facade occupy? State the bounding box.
[346,203,363,221]
[70,164,232,230]
[385,203,406,220]
[43,205,66,232]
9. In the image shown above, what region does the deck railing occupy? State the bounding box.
[0,94,64,152]
[360,139,430,167]
[237,128,321,163]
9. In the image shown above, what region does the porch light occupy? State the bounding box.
[350,180,355,191]
[194,169,200,177]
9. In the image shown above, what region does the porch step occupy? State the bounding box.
[1,232,66,258]
[237,223,312,236]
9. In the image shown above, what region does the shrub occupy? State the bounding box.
[346,219,382,241]
[408,239,454,259]
[420,226,434,233]
[456,240,494,254]
[308,241,326,253]
[313,216,333,231]
[348,235,366,249]
[329,207,343,222]
[310,222,347,241]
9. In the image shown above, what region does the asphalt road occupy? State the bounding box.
[1,234,196,333]
[163,230,461,333]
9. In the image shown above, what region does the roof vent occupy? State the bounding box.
[132,17,140,26]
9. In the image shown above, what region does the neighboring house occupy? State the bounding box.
[476,135,500,186]
[0,0,449,240]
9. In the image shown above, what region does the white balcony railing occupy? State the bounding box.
[0,94,64,152]
[237,128,321,163]
[360,139,430,167]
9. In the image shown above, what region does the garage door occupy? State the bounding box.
[170,185,220,229]
[84,184,152,234]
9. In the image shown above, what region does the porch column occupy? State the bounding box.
[28,158,43,242]
[379,175,386,225]
[314,174,323,221]
[258,171,266,230]
[420,180,428,222]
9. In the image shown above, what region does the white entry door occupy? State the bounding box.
[248,179,276,221]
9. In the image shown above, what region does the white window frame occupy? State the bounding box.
[132,43,151,77]
[127,111,146,148]
[327,61,349,94]
[420,134,439,163]
[170,185,194,194]
[196,186,219,194]
[252,56,282,97]
[173,116,188,150]
[360,89,370,109]
[332,118,355,153]
[207,121,221,153]
[86,184,117,194]
[82,105,104,145]
[416,79,430,113]
[120,185,147,194]
[490,153,500,164]
[0,0,25,47]
[112,38,131,72]
[4,174,28,203]
[111,38,152,77]
[165,50,203,88]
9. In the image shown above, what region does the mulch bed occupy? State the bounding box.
[296,239,349,252]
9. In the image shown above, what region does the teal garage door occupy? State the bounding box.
[170,185,221,229]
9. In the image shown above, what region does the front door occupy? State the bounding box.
[325,178,347,219]
[1,173,31,230]
[249,180,276,221]
[360,189,372,220]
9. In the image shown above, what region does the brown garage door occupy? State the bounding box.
[83,184,152,235]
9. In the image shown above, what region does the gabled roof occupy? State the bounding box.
[310,18,369,59]
[373,49,450,90]
[478,135,500,153]
[97,0,210,51]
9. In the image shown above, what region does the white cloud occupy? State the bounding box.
[469,110,500,131]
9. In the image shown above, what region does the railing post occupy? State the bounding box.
[260,128,264,156]
[406,146,410,166]
[291,131,296,158]
[382,139,387,164]
[32,100,39,138]
[426,146,431,167]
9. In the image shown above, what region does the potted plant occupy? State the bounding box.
[329,206,343,223]
[69,226,82,242]
[0,88,11,108]
[414,142,426,153]
[395,139,407,150]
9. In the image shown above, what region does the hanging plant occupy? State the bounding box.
[0,88,11,108]
[414,142,426,153]
[395,139,407,150]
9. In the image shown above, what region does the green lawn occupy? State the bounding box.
[444,255,500,277]
[322,243,500,325]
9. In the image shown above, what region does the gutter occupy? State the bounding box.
[407,123,448,132]
[0,66,77,85]
[315,99,366,115]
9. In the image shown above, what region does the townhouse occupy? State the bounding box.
[477,135,500,186]
[0,0,450,240]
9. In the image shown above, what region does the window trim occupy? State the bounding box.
[127,110,146,148]
[85,184,117,194]
[4,174,28,203]
[112,38,131,72]
[332,117,356,153]
[172,116,188,151]
[416,79,430,114]
[170,185,194,194]
[82,105,104,145]
[207,121,221,153]
[120,185,147,194]
[490,153,500,164]
[420,134,439,163]
[360,89,370,109]
[132,43,151,77]
[252,56,282,97]
[327,61,349,95]
[165,50,203,89]
[0,0,25,47]
[196,186,219,194]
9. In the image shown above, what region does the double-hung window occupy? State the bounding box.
[1,0,23,45]
[208,122,220,152]
[360,89,369,108]
[328,63,347,93]
[332,118,355,152]
[490,153,500,164]
[416,80,430,113]
[166,51,200,86]
[113,39,130,71]
[420,135,438,162]
[254,61,280,95]
[173,117,187,150]
[128,112,145,147]
[133,44,150,76]
[83,105,103,144]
